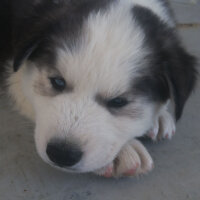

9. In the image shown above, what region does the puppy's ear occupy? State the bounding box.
[132,5,197,121]
[165,44,197,121]
[13,41,39,72]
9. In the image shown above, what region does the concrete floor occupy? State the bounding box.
[0,1,200,200]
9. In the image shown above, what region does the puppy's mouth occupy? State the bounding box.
[47,159,104,174]
[40,136,121,173]
[50,162,80,173]
[44,150,117,174]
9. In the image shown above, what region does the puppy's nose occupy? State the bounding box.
[46,140,82,167]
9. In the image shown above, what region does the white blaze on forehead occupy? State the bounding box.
[56,0,147,97]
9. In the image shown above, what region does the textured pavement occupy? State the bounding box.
[0,1,200,200]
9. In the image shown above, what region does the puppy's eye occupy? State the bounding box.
[49,77,66,92]
[107,97,128,108]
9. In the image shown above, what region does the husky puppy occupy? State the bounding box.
[0,0,197,177]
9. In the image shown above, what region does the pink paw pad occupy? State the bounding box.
[103,167,113,178]
[165,133,169,139]
[148,132,156,139]
[123,163,139,176]
[123,168,137,176]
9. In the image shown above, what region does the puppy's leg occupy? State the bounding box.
[94,139,154,178]
[148,104,176,141]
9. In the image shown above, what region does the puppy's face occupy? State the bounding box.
[11,1,196,173]
[22,11,158,172]
[31,62,156,172]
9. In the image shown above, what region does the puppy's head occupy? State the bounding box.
[12,1,197,172]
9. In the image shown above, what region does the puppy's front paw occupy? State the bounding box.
[94,139,153,178]
[148,109,176,141]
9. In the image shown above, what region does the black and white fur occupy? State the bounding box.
[0,0,197,177]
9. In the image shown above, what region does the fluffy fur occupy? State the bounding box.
[0,0,197,177]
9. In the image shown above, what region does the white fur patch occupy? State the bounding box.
[7,62,35,120]
[57,1,147,97]
[148,104,176,140]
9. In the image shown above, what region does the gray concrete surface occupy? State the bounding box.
[0,1,200,200]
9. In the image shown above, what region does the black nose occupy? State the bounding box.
[46,139,83,167]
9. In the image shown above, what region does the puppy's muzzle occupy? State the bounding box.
[46,138,83,167]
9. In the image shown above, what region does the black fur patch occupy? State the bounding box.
[132,5,197,120]
[158,0,175,20]
[134,74,170,103]
[0,1,13,89]
[0,0,115,72]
